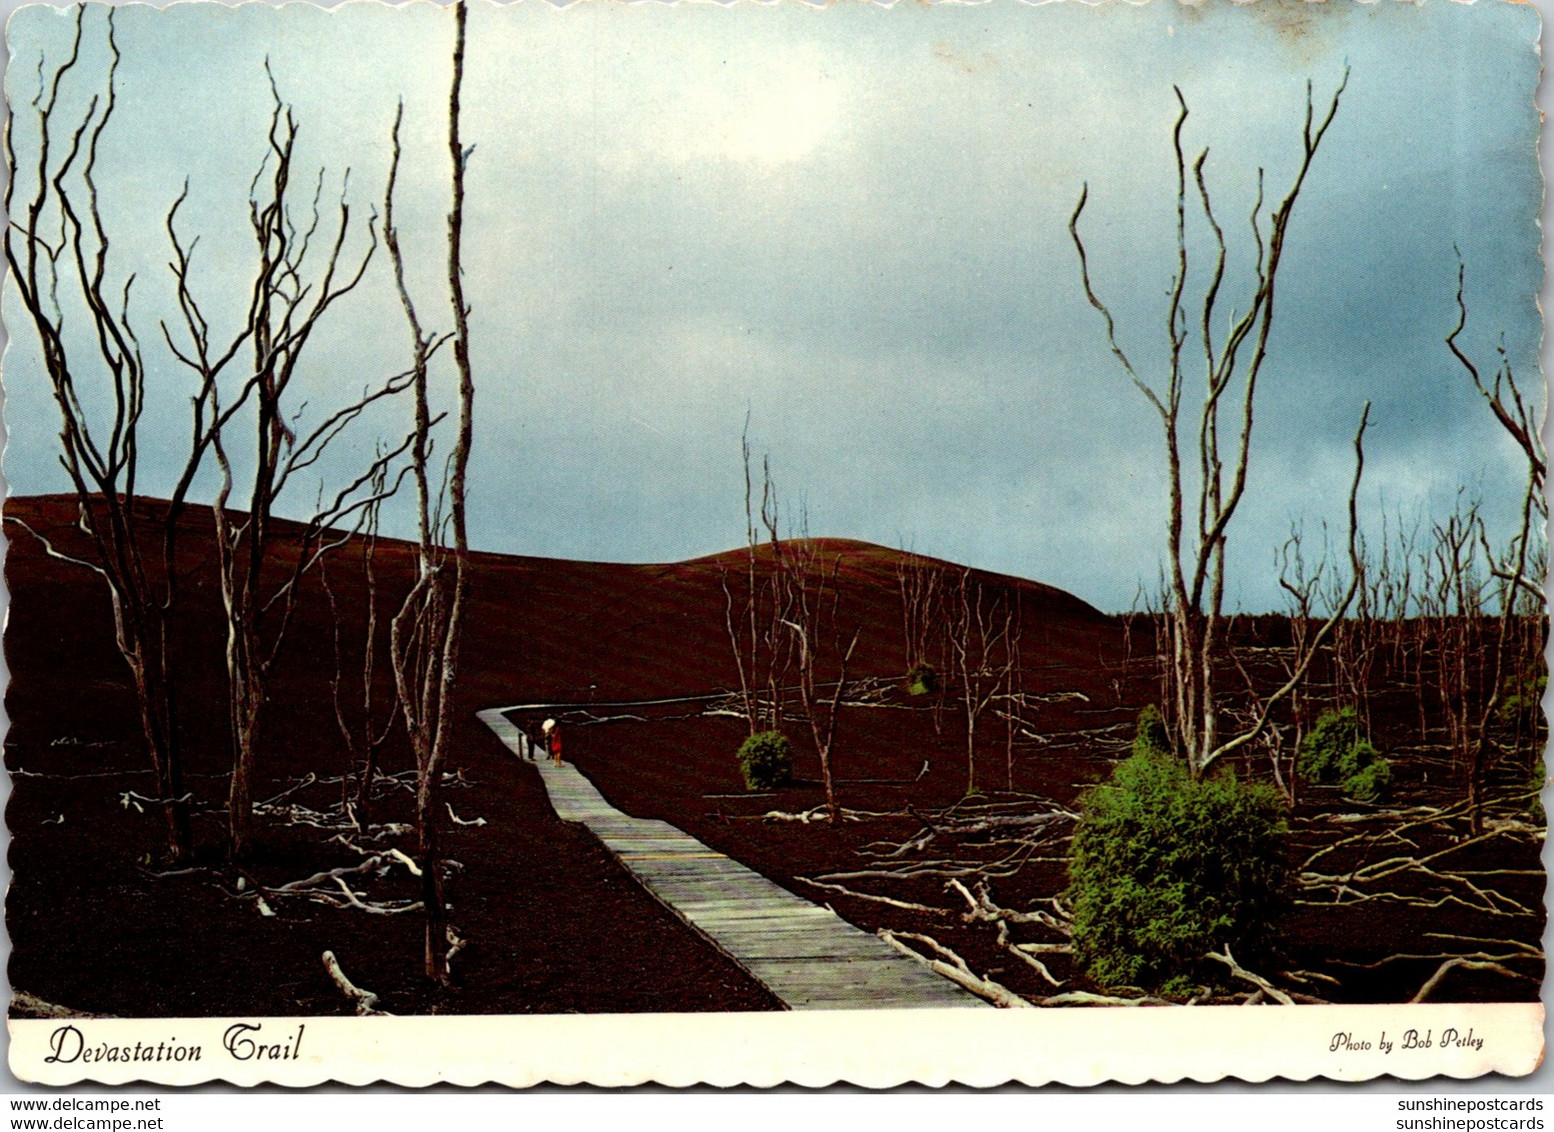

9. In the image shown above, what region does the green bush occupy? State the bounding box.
[1132,704,1172,760]
[906,663,939,697]
[1337,737,1380,781]
[737,730,793,791]
[1299,708,1390,802]
[1495,673,1547,735]
[1066,750,1291,993]
[1342,757,1392,804]
[1297,707,1361,783]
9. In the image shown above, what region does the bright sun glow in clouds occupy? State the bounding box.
[714,64,844,165]
[649,52,847,169]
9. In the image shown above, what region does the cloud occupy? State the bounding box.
[2,0,1541,614]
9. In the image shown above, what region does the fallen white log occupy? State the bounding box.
[1037,990,1169,1007]
[1205,947,1295,1006]
[446,803,487,827]
[995,920,1062,988]
[272,857,384,893]
[321,950,388,1015]
[328,874,425,916]
[877,928,1033,1009]
[118,790,193,813]
[257,774,318,808]
[387,847,424,877]
[759,807,830,824]
[947,878,1074,936]
[795,877,949,917]
[1411,957,1531,1003]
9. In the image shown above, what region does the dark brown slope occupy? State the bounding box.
[10,494,1536,1012]
[5,495,1119,1016]
[4,495,785,1015]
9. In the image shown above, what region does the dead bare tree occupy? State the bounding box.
[720,424,794,736]
[948,569,1018,797]
[1444,259,1547,832]
[1375,512,1421,679]
[781,543,859,823]
[170,77,413,861]
[6,11,412,864]
[897,551,944,683]
[1327,532,1381,735]
[1420,496,1488,812]
[721,422,762,734]
[1275,524,1325,770]
[323,470,404,826]
[1002,604,1025,792]
[3,10,203,861]
[1070,73,1369,779]
[384,0,477,984]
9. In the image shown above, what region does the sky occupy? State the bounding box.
[1,0,1544,613]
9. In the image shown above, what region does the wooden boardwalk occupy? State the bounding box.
[478,709,986,1010]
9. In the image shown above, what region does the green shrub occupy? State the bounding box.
[1299,708,1391,801]
[906,663,939,697]
[1495,673,1547,735]
[1132,704,1172,760]
[737,730,793,790]
[1066,751,1291,993]
[1297,707,1361,783]
[1342,757,1392,804]
[1337,737,1380,781]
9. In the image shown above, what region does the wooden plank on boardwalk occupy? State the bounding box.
[479,709,990,1011]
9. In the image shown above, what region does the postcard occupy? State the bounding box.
[3,0,1544,1087]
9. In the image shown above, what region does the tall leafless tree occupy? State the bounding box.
[1326,533,1381,735]
[169,78,413,861]
[781,542,858,823]
[721,424,762,735]
[721,424,791,735]
[1421,496,1488,806]
[324,468,408,825]
[1274,524,1325,766]
[4,10,203,861]
[1444,260,1547,831]
[947,569,1019,797]
[897,551,944,683]
[1070,74,1369,778]
[384,0,477,983]
[721,433,801,738]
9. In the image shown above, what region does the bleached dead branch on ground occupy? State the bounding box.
[877,928,1033,1008]
[321,950,389,1015]
[794,877,950,917]
[1205,947,1298,1005]
[1411,957,1534,1003]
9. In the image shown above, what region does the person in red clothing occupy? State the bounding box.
[542,718,563,766]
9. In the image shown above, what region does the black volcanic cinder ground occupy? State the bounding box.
[4,495,1544,1015]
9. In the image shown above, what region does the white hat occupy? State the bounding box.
[542,718,556,733]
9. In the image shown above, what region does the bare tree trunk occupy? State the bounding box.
[1445,260,1547,833]
[721,421,771,736]
[1070,74,1354,779]
[386,1,475,983]
[897,552,944,684]
[785,546,858,824]
[187,86,398,860]
[325,479,400,825]
[949,570,1017,798]
[3,9,211,861]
